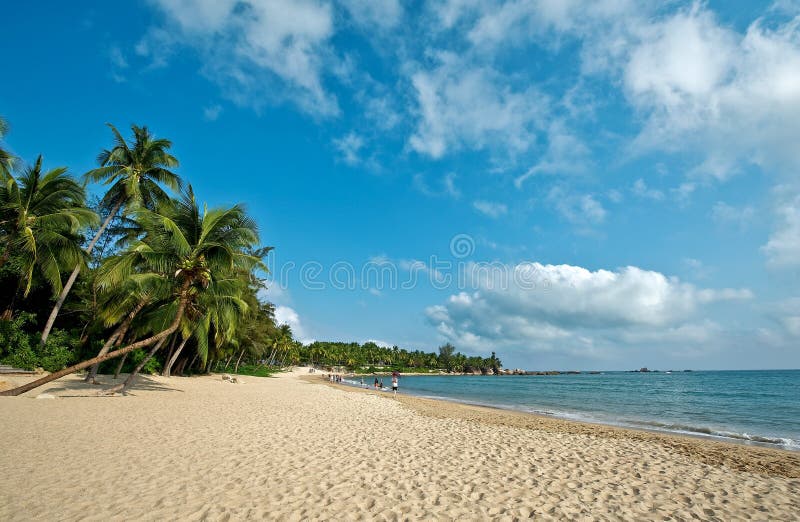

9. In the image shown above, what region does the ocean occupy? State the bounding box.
[349,370,800,450]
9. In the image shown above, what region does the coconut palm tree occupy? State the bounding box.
[0,186,263,397]
[40,123,181,345]
[0,156,97,308]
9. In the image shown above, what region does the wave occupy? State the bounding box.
[629,420,800,449]
[409,393,800,451]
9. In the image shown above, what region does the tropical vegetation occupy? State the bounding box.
[0,117,501,397]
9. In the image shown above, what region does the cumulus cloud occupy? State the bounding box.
[408,51,548,159]
[275,305,313,343]
[622,6,800,179]
[425,262,752,355]
[473,200,508,218]
[140,0,339,116]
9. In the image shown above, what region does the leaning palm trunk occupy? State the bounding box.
[113,352,128,379]
[162,336,188,377]
[105,336,168,394]
[162,335,179,373]
[234,348,246,373]
[85,297,147,383]
[40,199,123,345]
[0,290,188,397]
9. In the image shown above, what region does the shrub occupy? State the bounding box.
[0,313,77,371]
[129,348,162,375]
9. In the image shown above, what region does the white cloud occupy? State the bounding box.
[141,0,339,116]
[408,51,548,159]
[631,178,664,201]
[670,182,697,204]
[333,132,365,165]
[203,104,222,121]
[108,46,129,82]
[682,258,712,280]
[425,262,752,355]
[275,305,313,343]
[762,190,800,268]
[339,0,403,30]
[455,2,800,182]
[109,46,128,69]
[547,186,607,225]
[774,298,800,337]
[464,0,641,51]
[622,6,800,179]
[473,200,508,218]
[711,201,755,228]
[514,120,589,187]
[413,172,461,199]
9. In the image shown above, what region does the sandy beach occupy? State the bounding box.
[1,369,799,521]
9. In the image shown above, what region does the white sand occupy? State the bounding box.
[1,369,799,520]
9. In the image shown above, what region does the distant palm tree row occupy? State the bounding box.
[301,341,502,374]
[0,118,289,396]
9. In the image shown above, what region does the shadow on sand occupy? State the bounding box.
[40,374,184,398]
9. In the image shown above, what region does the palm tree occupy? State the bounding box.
[0,116,15,178]
[0,156,97,309]
[40,123,181,345]
[0,185,262,397]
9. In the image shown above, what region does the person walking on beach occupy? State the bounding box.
[374,377,379,389]
[391,373,398,397]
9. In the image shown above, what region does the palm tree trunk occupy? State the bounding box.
[234,348,246,373]
[189,352,200,373]
[163,334,178,371]
[113,353,128,379]
[0,286,188,397]
[106,336,168,394]
[40,198,123,345]
[223,355,233,370]
[85,297,147,383]
[162,336,188,377]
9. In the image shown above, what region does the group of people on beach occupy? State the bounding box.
[356,372,399,396]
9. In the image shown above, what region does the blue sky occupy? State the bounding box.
[2,0,799,370]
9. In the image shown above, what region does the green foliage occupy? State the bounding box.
[0,313,77,371]
[129,348,162,375]
[0,156,98,297]
[299,341,502,373]
[231,364,280,378]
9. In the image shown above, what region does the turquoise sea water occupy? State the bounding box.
[348,370,800,450]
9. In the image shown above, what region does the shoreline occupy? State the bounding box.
[314,375,800,478]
